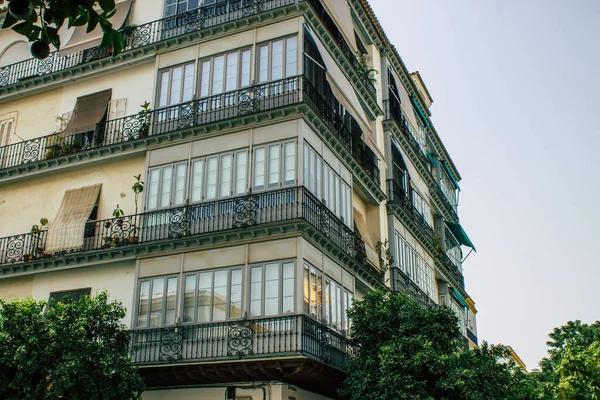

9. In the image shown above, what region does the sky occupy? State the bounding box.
[368,0,600,369]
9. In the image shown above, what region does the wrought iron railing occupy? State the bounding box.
[0,0,297,88]
[304,0,377,100]
[131,314,354,369]
[429,181,458,222]
[0,187,373,280]
[0,75,380,188]
[437,251,464,289]
[0,231,47,264]
[390,267,437,308]
[387,179,433,245]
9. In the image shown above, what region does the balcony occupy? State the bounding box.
[467,328,478,346]
[132,314,354,390]
[387,179,434,250]
[0,75,382,199]
[390,267,437,309]
[0,0,298,91]
[436,251,465,291]
[383,99,458,222]
[0,187,383,285]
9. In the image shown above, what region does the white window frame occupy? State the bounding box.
[253,140,297,192]
[249,260,296,317]
[135,275,179,328]
[146,162,188,211]
[157,62,196,109]
[256,36,298,83]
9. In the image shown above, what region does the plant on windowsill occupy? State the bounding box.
[113,205,125,227]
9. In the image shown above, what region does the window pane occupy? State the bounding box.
[324,279,331,325]
[286,37,297,77]
[264,263,280,316]
[160,166,173,208]
[268,144,280,188]
[170,66,183,105]
[235,151,248,195]
[250,266,262,316]
[212,55,225,95]
[259,45,269,83]
[147,168,161,210]
[284,142,295,185]
[220,154,233,197]
[303,144,309,192]
[213,270,227,321]
[197,272,212,322]
[226,52,239,92]
[322,165,329,204]
[309,267,317,317]
[183,275,196,323]
[316,157,321,200]
[191,159,204,203]
[173,163,187,206]
[165,277,178,325]
[272,40,284,80]
[200,61,211,97]
[282,262,294,314]
[230,269,242,318]
[183,63,195,102]
[241,50,251,87]
[137,281,150,327]
[303,265,309,314]
[150,278,165,327]
[254,147,265,191]
[205,156,218,200]
[159,71,170,107]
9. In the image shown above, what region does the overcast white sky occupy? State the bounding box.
[368,0,600,369]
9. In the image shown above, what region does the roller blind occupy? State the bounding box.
[45,184,102,252]
[62,89,112,137]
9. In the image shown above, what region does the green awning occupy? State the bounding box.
[426,151,436,166]
[442,161,460,190]
[410,95,430,128]
[445,222,476,251]
[451,288,469,309]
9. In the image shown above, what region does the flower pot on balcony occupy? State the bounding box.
[130,236,139,244]
[23,254,33,262]
[36,247,44,255]
[113,237,120,244]
[117,218,124,227]
[105,221,111,229]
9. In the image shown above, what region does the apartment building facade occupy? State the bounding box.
[0,0,478,398]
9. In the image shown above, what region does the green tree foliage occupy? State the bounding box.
[0,291,145,400]
[2,0,124,59]
[536,320,600,399]
[341,290,534,400]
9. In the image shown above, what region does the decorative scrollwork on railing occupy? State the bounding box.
[5,235,25,263]
[82,47,103,63]
[22,139,42,163]
[36,54,55,75]
[177,102,197,130]
[227,320,254,357]
[109,216,134,242]
[0,67,9,87]
[125,25,152,49]
[238,88,262,116]
[121,115,144,140]
[159,327,183,362]
[233,195,259,228]
[242,0,264,16]
[184,9,207,33]
[169,208,191,238]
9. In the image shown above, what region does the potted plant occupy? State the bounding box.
[129,226,140,244]
[104,221,112,229]
[113,204,125,226]
[103,236,112,249]
[137,101,152,138]
[129,174,144,244]
[29,218,49,260]
[356,53,378,85]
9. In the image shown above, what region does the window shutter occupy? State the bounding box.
[108,98,127,120]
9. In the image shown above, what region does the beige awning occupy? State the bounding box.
[46,184,102,253]
[391,67,420,132]
[62,89,112,137]
[305,27,369,130]
[353,208,375,250]
[321,0,357,51]
[59,0,133,56]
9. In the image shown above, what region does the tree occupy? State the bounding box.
[2,0,124,59]
[0,291,145,400]
[535,320,600,399]
[341,290,534,400]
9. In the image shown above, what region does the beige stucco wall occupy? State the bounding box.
[0,260,136,325]
[0,154,146,237]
